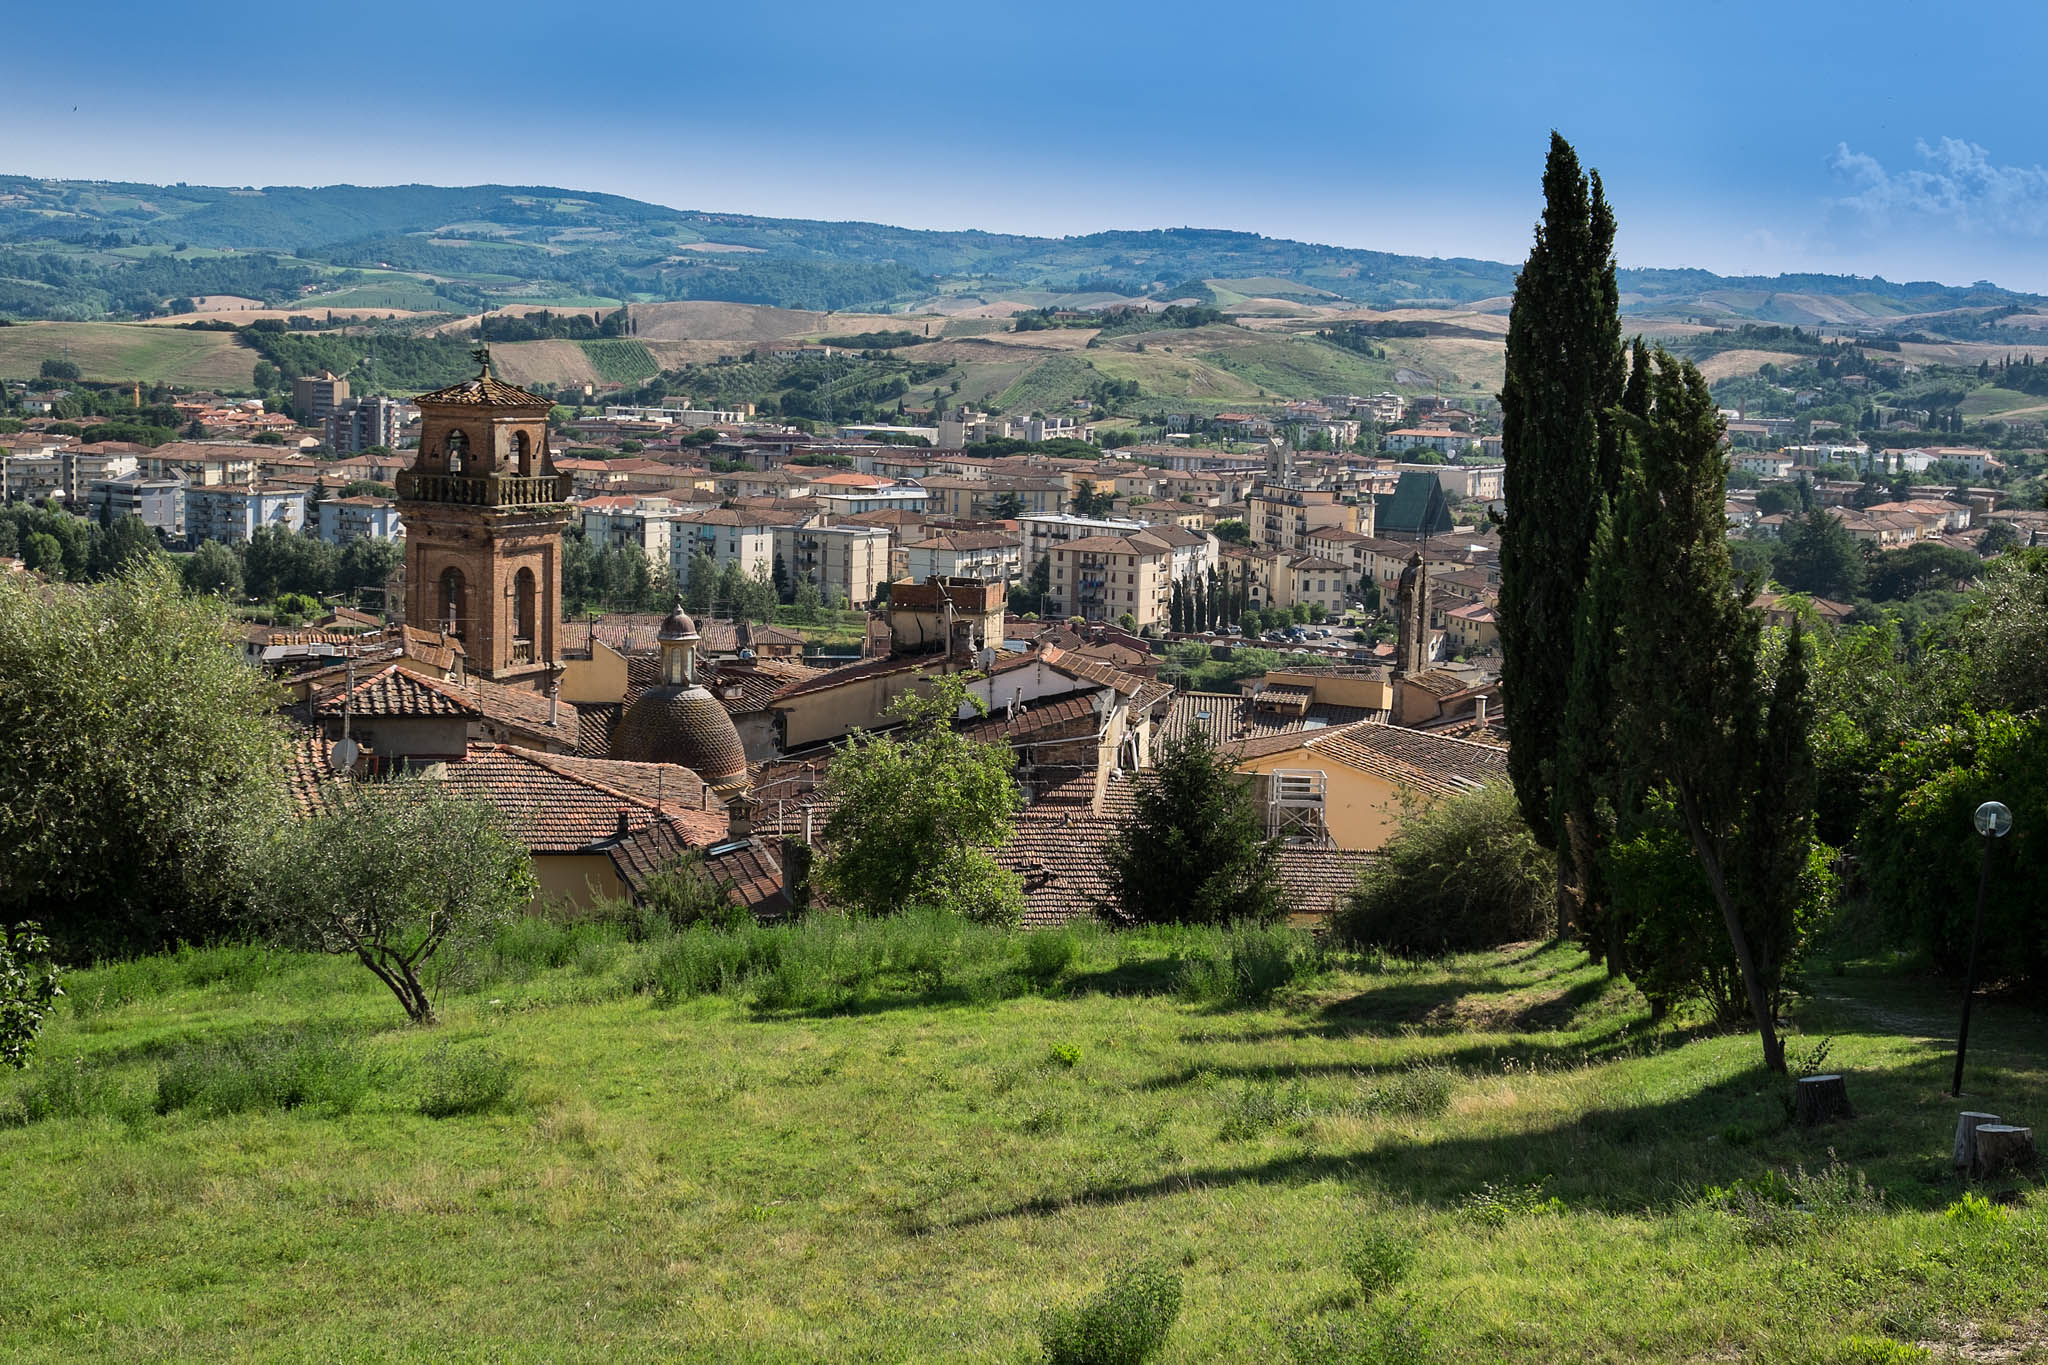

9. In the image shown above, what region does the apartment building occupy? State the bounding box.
[580,495,676,566]
[779,523,892,607]
[1044,534,1174,629]
[672,507,779,588]
[88,473,185,537]
[325,396,404,456]
[185,484,305,546]
[292,372,350,426]
[1246,485,1367,551]
[902,530,1024,585]
[317,496,405,545]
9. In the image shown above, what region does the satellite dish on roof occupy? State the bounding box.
[328,737,359,773]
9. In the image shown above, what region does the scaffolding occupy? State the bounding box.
[1266,768,1330,845]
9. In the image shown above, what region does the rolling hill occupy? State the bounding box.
[6,174,2045,330]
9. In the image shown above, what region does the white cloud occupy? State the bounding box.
[1831,137,2048,237]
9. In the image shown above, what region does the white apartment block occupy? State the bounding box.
[902,530,1024,585]
[580,496,676,567]
[185,484,305,546]
[672,509,778,588]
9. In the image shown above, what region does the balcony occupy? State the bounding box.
[510,638,535,666]
[397,470,572,507]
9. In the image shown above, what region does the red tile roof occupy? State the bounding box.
[315,664,480,719]
[433,745,727,854]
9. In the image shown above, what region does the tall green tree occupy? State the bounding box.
[90,515,164,581]
[182,539,244,598]
[818,674,1023,925]
[1776,509,1867,600]
[1497,132,1626,938]
[1104,730,1282,926]
[1607,350,1814,1073]
[0,563,288,955]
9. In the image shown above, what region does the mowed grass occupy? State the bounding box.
[1,920,2044,1363]
[0,321,258,387]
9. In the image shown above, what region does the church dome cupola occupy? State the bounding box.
[614,596,749,797]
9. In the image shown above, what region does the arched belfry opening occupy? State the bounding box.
[439,566,467,637]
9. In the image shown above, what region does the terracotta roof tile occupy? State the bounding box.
[1156,692,1378,750]
[313,664,480,719]
[1305,723,1509,797]
[432,744,725,854]
[413,372,554,409]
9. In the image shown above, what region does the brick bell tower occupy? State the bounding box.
[396,349,573,684]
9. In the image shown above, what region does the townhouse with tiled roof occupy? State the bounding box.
[1229,719,1509,850]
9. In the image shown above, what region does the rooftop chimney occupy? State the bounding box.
[727,793,759,841]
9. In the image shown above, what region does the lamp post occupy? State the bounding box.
[1950,799,2013,1098]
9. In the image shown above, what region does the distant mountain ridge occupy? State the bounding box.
[1,174,2039,324]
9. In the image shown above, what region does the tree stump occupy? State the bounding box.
[1952,1112,2002,1171]
[1795,1074,1853,1126]
[1972,1125,2036,1179]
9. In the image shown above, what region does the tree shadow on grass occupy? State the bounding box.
[941,1041,2013,1232]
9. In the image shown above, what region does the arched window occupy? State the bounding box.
[512,430,533,476]
[439,566,466,637]
[513,566,537,645]
[444,429,468,473]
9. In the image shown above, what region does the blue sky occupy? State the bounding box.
[13,0,2048,289]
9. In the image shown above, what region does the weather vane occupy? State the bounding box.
[471,344,492,376]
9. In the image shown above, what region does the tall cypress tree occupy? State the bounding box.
[1498,132,1625,935]
[1555,339,1649,967]
[1606,349,1810,1073]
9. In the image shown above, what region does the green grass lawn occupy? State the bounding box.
[1,921,2042,1362]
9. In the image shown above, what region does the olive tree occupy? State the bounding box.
[257,779,537,1023]
[0,563,287,955]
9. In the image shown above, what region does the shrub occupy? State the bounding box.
[1,923,62,1069]
[1857,710,2048,989]
[155,1028,371,1117]
[1706,1153,1883,1245]
[1340,1227,1414,1300]
[641,854,749,931]
[1944,1192,2009,1226]
[0,1054,123,1126]
[1459,1179,1564,1227]
[1037,1262,1182,1365]
[1334,784,1554,954]
[1024,928,1082,984]
[415,1044,516,1118]
[1174,924,1322,1004]
[1219,1077,1313,1139]
[1610,825,1837,1022]
[1356,1066,1455,1119]
[1048,1041,1083,1068]
[1284,1306,1434,1365]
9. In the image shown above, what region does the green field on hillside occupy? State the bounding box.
[1205,337,1397,396]
[0,322,258,388]
[579,339,660,384]
[2,920,2041,1362]
[1959,385,2048,418]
